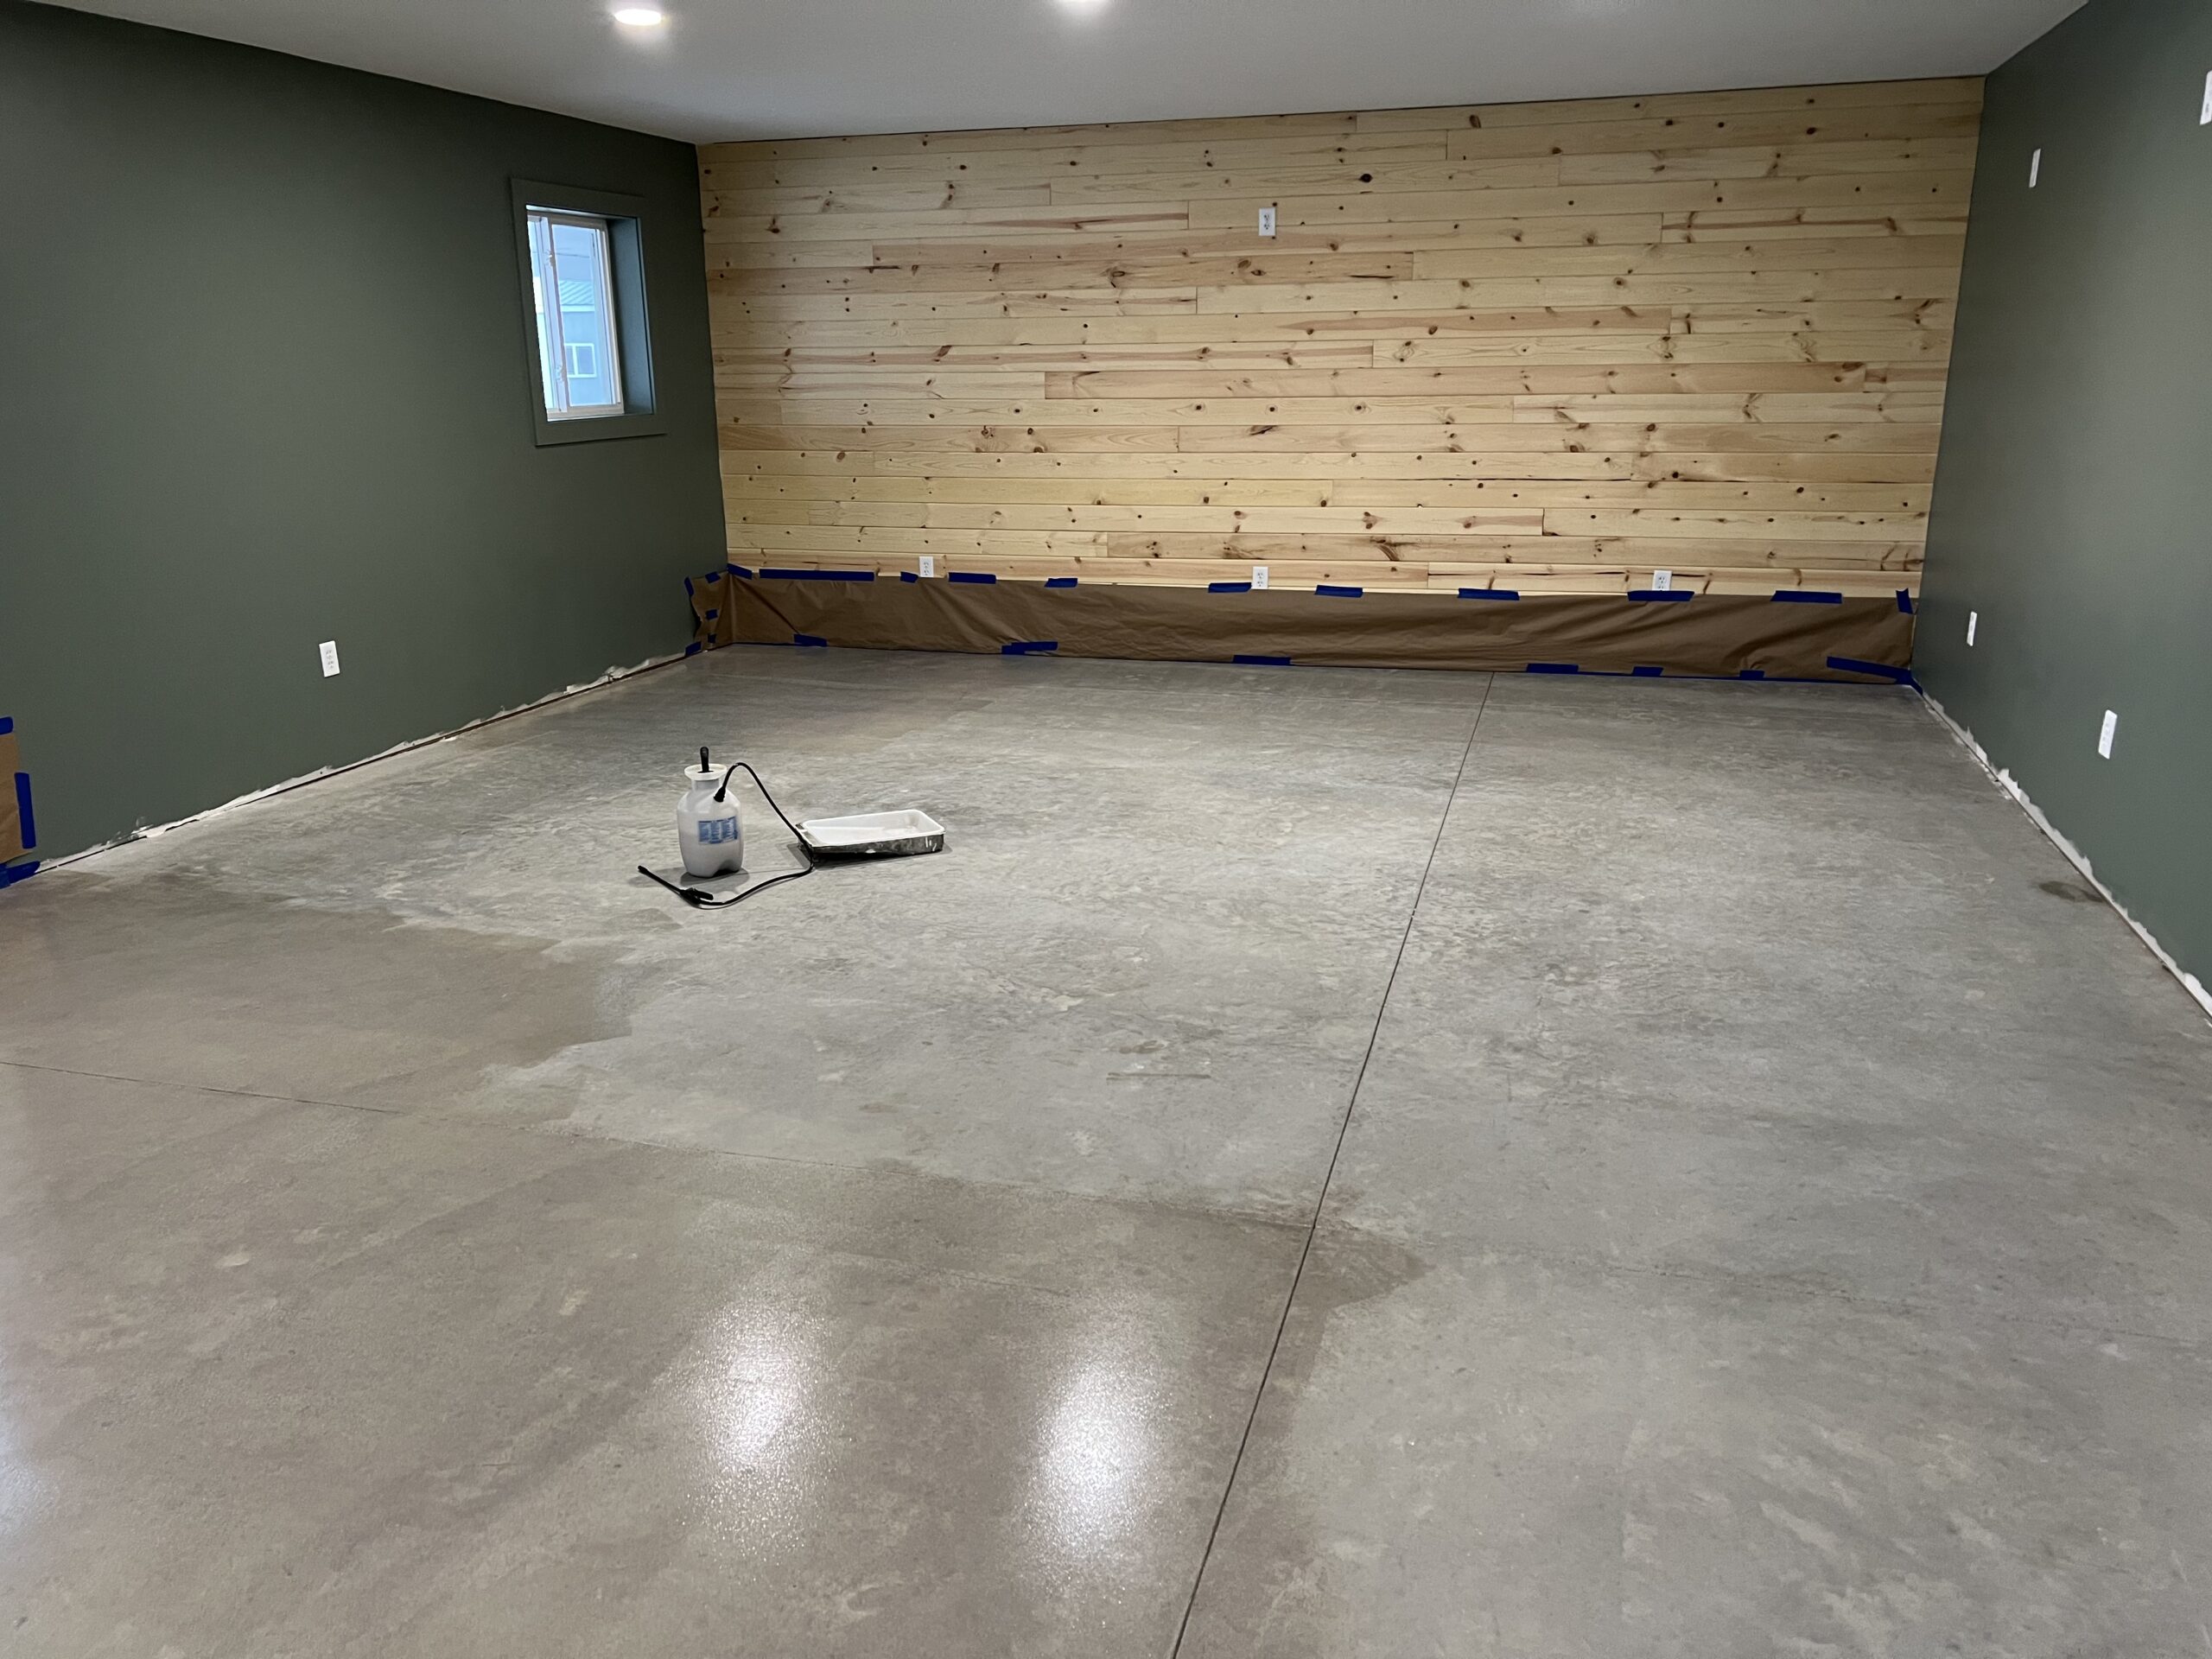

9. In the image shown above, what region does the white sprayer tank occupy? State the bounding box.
[677,764,744,879]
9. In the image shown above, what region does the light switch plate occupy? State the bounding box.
[2201,70,2211,124]
[2098,709,2118,759]
[2030,148,2042,188]
[1967,610,1978,646]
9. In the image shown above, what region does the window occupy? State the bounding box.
[527,210,623,420]
[510,181,664,445]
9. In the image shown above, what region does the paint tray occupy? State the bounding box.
[798,809,945,860]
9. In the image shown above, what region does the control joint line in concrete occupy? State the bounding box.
[1168,672,1495,1656]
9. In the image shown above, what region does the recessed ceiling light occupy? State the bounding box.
[612,6,667,25]
[1055,0,1109,13]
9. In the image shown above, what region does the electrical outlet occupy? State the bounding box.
[318,639,340,677]
[2029,148,2042,188]
[2098,709,2118,760]
[2202,70,2211,124]
[1258,207,1276,238]
[1967,610,1978,646]
[1251,564,1269,589]
[1650,569,1673,592]
[918,555,935,578]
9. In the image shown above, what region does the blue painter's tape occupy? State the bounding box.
[1897,589,1916,613]
[1208,581,1252,593]
[1001,640,1059,655]
[762,568,874,582]
[1046,576,1078,588]
[1233,654,1292,666]
[0,715,11,735]
[1628,589,1693,602]
[949,571,997,584]
[899,570,918,582]
[703,609,719,621]
[0,861,38,891]
[1827,655,1916,685]
[1315,584,1363,598]
[727,563,755,579]
[1738,669,1767,681]
[1632,665,1663,677]
[1459,588,1520,601]
[1773,590,1844,604]
[1527,663,1580,675]
[683,575,696,596]
[683,641,702,657]
[793,632,829,647]
[12,774,32,850]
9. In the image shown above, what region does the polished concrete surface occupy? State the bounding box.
[2,649,2208,1656]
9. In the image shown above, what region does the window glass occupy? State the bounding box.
[526,211,625,420]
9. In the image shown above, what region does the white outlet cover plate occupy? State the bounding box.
[1650,569,1673,591]
[318,640,340,677]
[1251,564,1269,588]
[2098,709,2118,759]
[918,555,935,577]
[1258,207,1276,237]
[1967,610,1978,646]
[2029,147,2041,187]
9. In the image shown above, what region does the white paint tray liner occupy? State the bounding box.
[798,809,945,859]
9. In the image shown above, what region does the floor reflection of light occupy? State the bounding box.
[0,1402,47,1536]
[0,1353,50,1530]
[690,1299,825,1555]
[1036,1351,1160,1559]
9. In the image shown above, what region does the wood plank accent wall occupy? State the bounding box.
[700,78,1980,598]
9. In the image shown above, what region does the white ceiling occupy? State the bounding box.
[52,0,2082,144]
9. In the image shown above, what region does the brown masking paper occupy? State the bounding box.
[690,575,1914,685]
[0,726,28,866]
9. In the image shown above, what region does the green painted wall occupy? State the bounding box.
[1918,0,2212,988]
[0,1,723,865]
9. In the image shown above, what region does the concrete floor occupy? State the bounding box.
[2,649,2209,1657]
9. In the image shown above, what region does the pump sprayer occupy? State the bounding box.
[639,746,818,908]
[675,747,744,879]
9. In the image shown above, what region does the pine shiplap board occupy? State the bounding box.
[722,447,1942,484]
[722,474,1929,511]
[708,235,1966,296]
[706,299,1955,346]
[702,77,1974,597]
[721,423,1945,453]
[716,395,1945,426]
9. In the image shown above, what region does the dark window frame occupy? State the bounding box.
[510,179,665,446]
